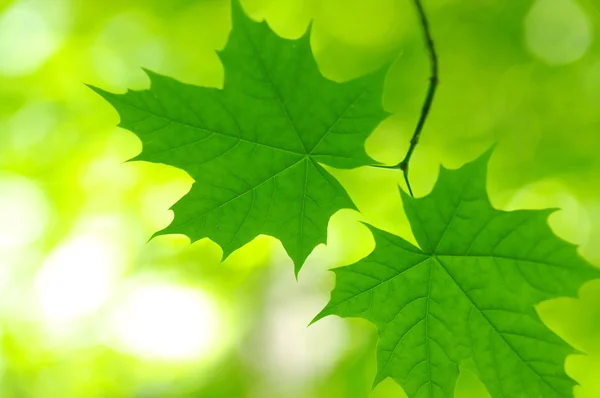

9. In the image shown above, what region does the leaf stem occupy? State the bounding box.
[376,0,438,197]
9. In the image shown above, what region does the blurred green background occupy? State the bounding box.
[0,0,599,397]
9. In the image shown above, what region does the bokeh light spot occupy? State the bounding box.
[109,282,222,361]
[0,174,50,252]
[505,179,591,245]
[35,233,125,322]
[9,102,57,150]
[525,0,592,65]
[262,298,348,386]
[0,0,67,76]
[90,12,164,89]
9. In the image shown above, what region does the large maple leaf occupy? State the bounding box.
[90,1,388,274]
[315,151,600,398]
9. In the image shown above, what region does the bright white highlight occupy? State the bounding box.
[35,234,124,322]
[0,174,49,252]
[525,0,592,65]
[0,0,67,76]
[249,264,349,389]
[110,283,221,361]
[262,298,348,385]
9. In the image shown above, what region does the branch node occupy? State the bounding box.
[399,0,438,197]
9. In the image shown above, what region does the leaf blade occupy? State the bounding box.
[91,1,389,272]
[319,150,600,398]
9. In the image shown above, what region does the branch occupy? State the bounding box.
[376,0,438,197]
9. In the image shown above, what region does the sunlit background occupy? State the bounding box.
[0,0,599,397]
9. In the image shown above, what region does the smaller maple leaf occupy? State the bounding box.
[88,0,389,275]
[314,150,600,398]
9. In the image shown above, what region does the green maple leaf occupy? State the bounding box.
[89,1,388,274]
[315,151,600,398]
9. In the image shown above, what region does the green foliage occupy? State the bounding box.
[90,1,388,275]
[87,2,600,397]
[315,152,600,398]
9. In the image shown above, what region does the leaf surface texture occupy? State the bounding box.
[91,1,388,273]
[316,152,600,398]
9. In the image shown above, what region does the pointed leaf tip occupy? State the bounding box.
[85,83,111,99]
[141,67,161,82]
[322,149,596,397]
[230,0,250,25]
[94,0,388,275]
[308,308,328,327]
